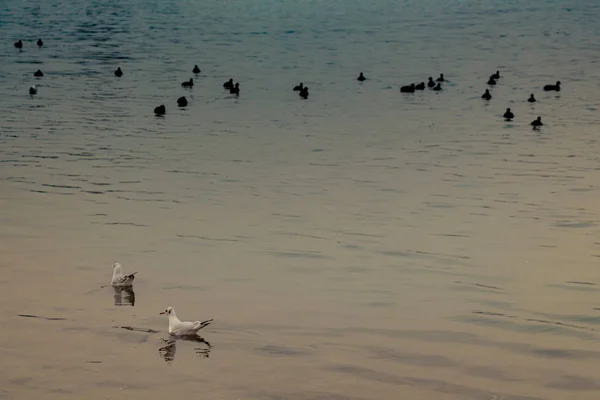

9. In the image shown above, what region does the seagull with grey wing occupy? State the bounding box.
[160,307,213,336]
[111,262,138,287]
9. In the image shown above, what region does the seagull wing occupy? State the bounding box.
[191,319,214,332]
[114,271,138,285]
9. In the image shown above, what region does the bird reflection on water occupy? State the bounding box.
[113,286,135,306]
[159,335,212,364]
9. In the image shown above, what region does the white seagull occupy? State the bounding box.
[111,262,138,287]
[159,307,213,336]
[29,85,37,95]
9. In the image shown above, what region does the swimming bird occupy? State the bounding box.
[415,82,425,90]
[29,85,37,95]
[481,89,491,100]
[528,93,537,102]
[192,65,200,74]
[543,81,561,91]
[299,86,309,99]
[181,78,194,88]
[223,78,233,89]
[432,83,442,91]
[530,116,543,127]
[503,108,514,121]
[400,83,416,93]
[230,82,239,95]
[14,40,23,49]
[37,39,43,47]
[491,70,500,79]
[160,307,214,336]
[154,104,166,115]
[111,262,138,287]
[34,69,44,77]
[293,82,304,91]
[487,76,497,85]
[427,77,435,88]
[436,73,445,82]
[357,72,366,81]
[114,67,123,77]
[177,96,188,107]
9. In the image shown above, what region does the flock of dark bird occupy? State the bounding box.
[479,70,560,129]
[16,38,560,129]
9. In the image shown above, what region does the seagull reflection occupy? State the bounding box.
[159,335,211,364]
[113,286,135,306]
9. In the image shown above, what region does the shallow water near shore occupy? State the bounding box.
[2,0,600,399]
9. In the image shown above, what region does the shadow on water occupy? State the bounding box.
[159,335,212,364]
[113,286,135,306]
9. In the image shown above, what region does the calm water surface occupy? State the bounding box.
[1,0,600,399]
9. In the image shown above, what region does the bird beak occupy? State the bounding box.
[159,311,165,315]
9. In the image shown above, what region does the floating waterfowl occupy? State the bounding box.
[400,83,416,93]
[154,104,166,115]
[299,86,309,99]
[531,116,543,127]
[160,307,213,336]
[111,262,138,287]
[543,81,561,91]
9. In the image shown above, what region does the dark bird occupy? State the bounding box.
[543,81,561,91]
[530,116,543,127]
[29,85,37,95]
[400,83,416,93]
[357,72,366,81]
[528,93,536,103]
[427,77,435,88]
[223,78,233,89]
[154,105,166,115]
[491,70,500,79]
[436,73,445,82]
[34,69,44,77]
[37,39,43,47]
[14,40,23,49]
[299,86,309,99]
[432,83,442,91]
[293,83,304,91]
[181,78,194,88]
[415,82,425,90]
[114,67,123,77]
[487,76,497,85]
[503,108,514,121]
[230,82,239,95]
[192,65,200,74]
[177,96,188,107]
[481,89,491,100]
